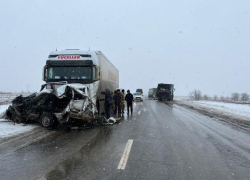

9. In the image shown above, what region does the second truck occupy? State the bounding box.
[156,83,174,101]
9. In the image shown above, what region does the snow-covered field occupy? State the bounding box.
[192,101,250,119]
[0,105,37,139]
[0,92,32,105]
[174,98,250,122]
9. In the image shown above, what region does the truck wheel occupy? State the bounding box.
[40,112,55,128]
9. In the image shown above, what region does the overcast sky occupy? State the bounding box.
[0,0,249,96]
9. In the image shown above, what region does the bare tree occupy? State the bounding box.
[225,96,230,102]
[189,90,202,100]
[231,93,240,101]
[241,93,249,101]
[213,95,218,101]
[220,96,224,101]
[203,94,208,100]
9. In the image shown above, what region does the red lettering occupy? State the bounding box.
[57,55,81,59]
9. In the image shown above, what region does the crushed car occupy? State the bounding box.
[4,82,98,129]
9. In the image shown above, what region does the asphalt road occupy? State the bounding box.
[1,99,250,180]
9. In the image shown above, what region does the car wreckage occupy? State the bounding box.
[3,82,117,129]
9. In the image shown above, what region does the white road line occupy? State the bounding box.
[117,139,134,170]
[0,128,41,146]
[138,111,141,115]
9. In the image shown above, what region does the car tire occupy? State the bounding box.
[40,112,56,128]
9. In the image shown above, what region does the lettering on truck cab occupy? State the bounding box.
[58,55,80,59]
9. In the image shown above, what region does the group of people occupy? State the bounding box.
[101,88,134,119]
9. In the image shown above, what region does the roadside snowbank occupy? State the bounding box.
[175,99,250,123]
[192,101,250,119]
[0,105,37,139]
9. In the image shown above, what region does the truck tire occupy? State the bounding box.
[40,112,56,128]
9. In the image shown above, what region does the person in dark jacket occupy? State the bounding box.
[114,89,123,117]
[125,90,134,114]
[101,88,113,119]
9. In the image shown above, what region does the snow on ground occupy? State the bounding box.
[0,105,37,139]
[175,97,250,122]
[192,101,250,119]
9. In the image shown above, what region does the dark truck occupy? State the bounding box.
[156,83,174,101]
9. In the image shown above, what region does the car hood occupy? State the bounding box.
[39,83,89,98]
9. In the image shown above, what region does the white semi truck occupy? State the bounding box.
[41,49,119,125]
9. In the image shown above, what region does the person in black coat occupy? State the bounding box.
[101,88,113,119]
[125,90,134,114]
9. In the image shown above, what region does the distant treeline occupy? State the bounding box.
[188,90,250,103]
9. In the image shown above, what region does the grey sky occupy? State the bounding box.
[0,0,249,96]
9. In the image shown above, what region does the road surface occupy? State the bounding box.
[1,99,250,180]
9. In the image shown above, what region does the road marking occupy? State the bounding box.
[117,139,134,170]
[0,127,41,146]
[138,111,141,115]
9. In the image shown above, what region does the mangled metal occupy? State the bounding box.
[4,82,100,128]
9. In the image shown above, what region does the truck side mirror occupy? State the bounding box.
[97,67,100,80]
[42,66,47,81]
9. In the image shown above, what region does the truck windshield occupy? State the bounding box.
[47,67,92,80]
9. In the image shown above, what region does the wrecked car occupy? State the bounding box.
[4,82,97,128]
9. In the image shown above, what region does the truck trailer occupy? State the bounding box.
[148,88,157,98]
[156,83,174,101]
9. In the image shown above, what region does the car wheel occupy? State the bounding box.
[40,112,55,128]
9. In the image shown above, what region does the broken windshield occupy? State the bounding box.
[47,67,92,80]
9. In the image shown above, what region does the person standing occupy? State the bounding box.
[101,88,113,119]
[114,89,123,117]
[125,90,134,114]
[121,89,125,113]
